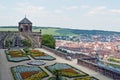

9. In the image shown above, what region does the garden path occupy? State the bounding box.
[0,49,14,80]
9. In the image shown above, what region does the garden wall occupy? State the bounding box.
[42,46,66,58]
[77,58,120,80]
[42,46,82,59]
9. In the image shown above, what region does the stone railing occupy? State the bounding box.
[42,46,85,59]
[42,46,67,59]
[77,58,120,79]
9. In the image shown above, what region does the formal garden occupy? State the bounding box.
[4,49,98,80]
[45,63,99,80]
[5,50,30,62]
[11,63,98,80]
[5,49,56,62]
[29,50,56,60]
[11,65,48,80]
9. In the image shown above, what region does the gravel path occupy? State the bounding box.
[0,49,30,80]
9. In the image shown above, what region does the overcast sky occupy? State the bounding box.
[0,0,120,31]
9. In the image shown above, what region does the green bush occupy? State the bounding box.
[21,39,31,47]
[42,34,55,49]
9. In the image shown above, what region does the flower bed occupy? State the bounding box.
[74,76,99,80]
[29,50,46,56]
[6,50,30,62]
[46,63,88,78]
[9,51,26,57]
[29,50,56,60]
[11,65,48,80]
[60,68,83,77]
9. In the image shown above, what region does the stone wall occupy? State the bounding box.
[77,58,120,79]
[42,46,66,58]
[42,46,82,59]
[42,45,120,79]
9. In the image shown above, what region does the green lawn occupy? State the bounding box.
[108,57,120,63]
[33,28,60,35]
[0,28,17,31]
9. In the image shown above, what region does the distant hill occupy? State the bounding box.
[0,26,17,28]
[0,26,120,36]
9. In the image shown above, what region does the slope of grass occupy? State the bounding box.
[0,27,17,31]
[108,57,120,63]
[0,26,120,36]
[0,27,76,36]
[33,27,60,35]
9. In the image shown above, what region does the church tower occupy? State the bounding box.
[18,17,32,32]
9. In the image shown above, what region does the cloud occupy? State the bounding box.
[54,10,62,14]
[88,6,120,15]
[13,2,71,26]
[64,6,78,10]
[80,5,90,9]
[15,2,46,15]
[109,9,120,14]
[0,4,6,10]
[88,6,107,15]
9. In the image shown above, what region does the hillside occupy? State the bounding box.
[0,26,120,36]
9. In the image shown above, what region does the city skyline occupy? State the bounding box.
[0,0,120,31]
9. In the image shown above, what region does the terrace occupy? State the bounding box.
[0,48,112,80]
[7,49,99,80]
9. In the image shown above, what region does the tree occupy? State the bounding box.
[5,40,12,48]
[21,39,31,47]
[42,34,55,49]
[52,70,62,80]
